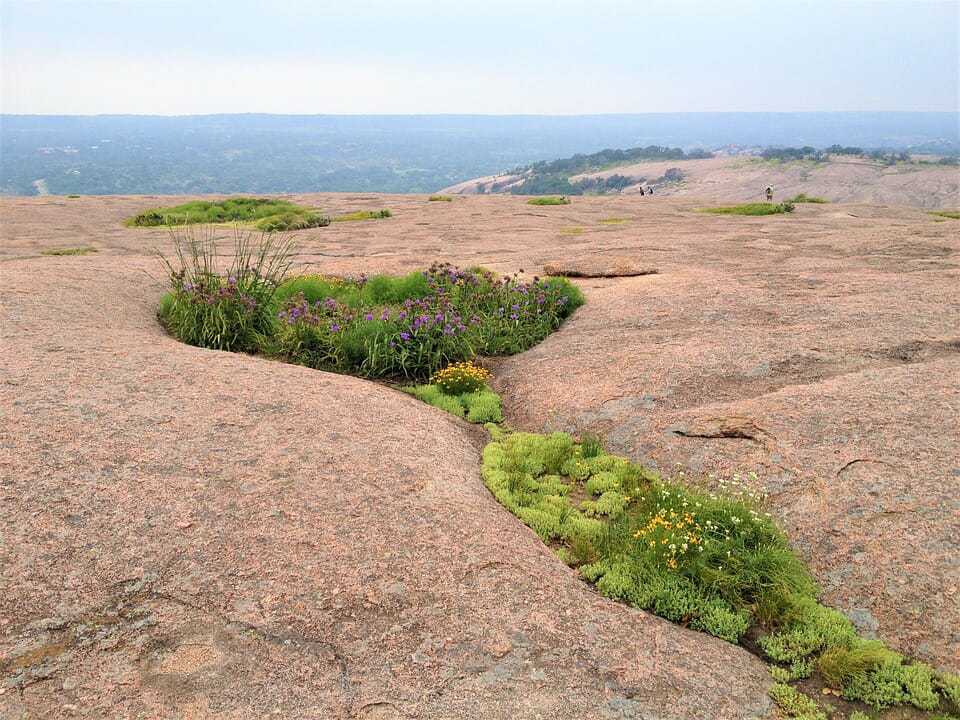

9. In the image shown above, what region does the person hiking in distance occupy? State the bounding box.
[765,186,774,201]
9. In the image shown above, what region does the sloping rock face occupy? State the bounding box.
[0,256,773,717]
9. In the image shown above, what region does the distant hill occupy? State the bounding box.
[1,112,957,196]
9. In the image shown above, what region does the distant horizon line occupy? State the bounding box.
[3,110,958,119]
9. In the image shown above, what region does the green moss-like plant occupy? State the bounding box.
[428,195,453,202]
[768,683,829,720]
[479,427,960,713]
[930,210,960,219]
[403,384,503,424]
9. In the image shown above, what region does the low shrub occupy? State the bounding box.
[128,197,327,230]
[66,194,81,199]
[599,217,628,224]
[702,202,795,215]
[527,196,571,206]
[930,210,960,220]
[156,226,295,352]
[332,209,392,222]
[429,195,453,202]
[787,193,828,204]
[431,360,491,394]
[42,246,97,256]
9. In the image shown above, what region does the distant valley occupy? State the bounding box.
[2,112,957,196]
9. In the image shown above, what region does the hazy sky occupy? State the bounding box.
[2,0,958,115]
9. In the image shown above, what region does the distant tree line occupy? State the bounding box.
[520,144,713,177]
[761,145,958,166]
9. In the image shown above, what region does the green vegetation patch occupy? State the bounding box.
[480,427,960,713]
[599,217,628,224]
[128,197,329,231]
[930,211,960,220]
[158,231,584,380]
[66,194,81,199]
[274,271,431,309]
[428,195,453,202]
[527,196,571,206]
[703,202,795,216]
[156,227,294,352]
[41,246,97,256]
[787,193,829,204]
[272,264,583,378]
[768,683,829,720]
[331,209,392,222]
[403,383,503,424]
[559,227,584,236]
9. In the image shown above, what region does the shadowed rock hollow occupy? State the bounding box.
[1,193,957,716]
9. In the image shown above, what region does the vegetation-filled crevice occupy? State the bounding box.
[479,428,960,718]
[157,227,583,379]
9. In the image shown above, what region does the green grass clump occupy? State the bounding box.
[156,226,294,352]
[768,683,829,720]
[930,211,960,220]
[41,246,97,256]
[127,197,329,231]
[331,209,392,222]
[403,384,503,423]
[527,196,571,206]
[787,193,829,203]
[702,202,795,215]
[274,271,432,309]
[559,227,584,236]
[66,194,81,199]
[599,217,628,224]
[428,195,453,202]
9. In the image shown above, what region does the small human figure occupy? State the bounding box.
[765,186,773,201]
[648,186,654,195]
[638,186,645,196]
